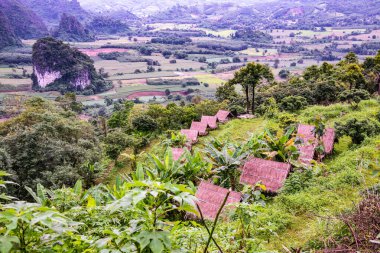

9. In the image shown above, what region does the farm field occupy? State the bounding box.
[1,27,380,106]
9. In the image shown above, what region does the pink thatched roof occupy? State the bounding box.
[298,145,315,165]
[297,124,336,162]
[172,148,185,161]
[201,116,218,129]
[190,121,208,136]
[297,124,316,143]
[215,110,231,122]
[240,158,291,192]
[180,129,199,144]
[195,181,242,219]
[322,128,335,154]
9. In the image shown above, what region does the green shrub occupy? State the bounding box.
[282,169,314,194]
[131,114,158,132]
[280,96,308,112]
[277,112,298,129]
[334,135,353,154]
[338,89,370,103]
[335,118,380,144]
[257,97,279,117]
[335,168,361,186]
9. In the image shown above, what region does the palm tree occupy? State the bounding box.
[229,62,274,114]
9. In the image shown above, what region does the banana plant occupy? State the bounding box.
[25,183,54,207]
[0,171,15,203]
[245,127,299,162]
[205,141,248,190]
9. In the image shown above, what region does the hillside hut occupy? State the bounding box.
[172,147,185,161]
[297,124,316,143]
[180,129,199,144]
[297,124,317,164]
[297,124,336,163]
[240,158,291,192]
[322,128,335,154]
[195,181,242,219]
[215,110,231,123]
[201,116,218,129]
[190,121,208,136]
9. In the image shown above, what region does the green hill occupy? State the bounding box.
[0,0,48,39]
[0,9,22,50]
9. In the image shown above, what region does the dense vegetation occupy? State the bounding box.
[0,0,48,39]
[1,48,379,252]
[1,0,380,251]
[86,16,130,35]
[0,10,21,50]
[22,0,88,26]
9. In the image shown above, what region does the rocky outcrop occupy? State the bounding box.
[53,13,94,42]
[33,67,62,88]
[32,37,112,94]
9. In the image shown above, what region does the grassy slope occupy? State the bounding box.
[201,100,379,251]
[105,100,380,251]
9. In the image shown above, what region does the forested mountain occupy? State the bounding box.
[23,0,89,26]
[53,13,94,42]
[146,0,380,29]
[0,10,22,50]
[0,0,48,39]
[86,16,131,35]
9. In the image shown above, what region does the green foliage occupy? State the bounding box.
[0,171,14,203]
[245,127,299,162]
[232,29,273,43]
[0,8,21,50]
[335,118,380,144]
[108,101,134,128]
[256,97,279,118]
[334,135,353,154]
[338,89,371,103]
[277,112,298,129]
[0,202,80,253]
[229,62,274,114]
[164,132,186,148]
[282,168,315,194]
[104,129,133,160]
[280,95,308,112]
[205,141,247,190]
[132,114,158,133]
[0,98,101,198]
[86,16,130,35]
[137,150,212,185]
[55,92,83,113]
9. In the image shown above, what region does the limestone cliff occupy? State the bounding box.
[32,37,112,94]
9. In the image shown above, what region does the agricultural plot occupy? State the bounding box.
[146,23,196,31]
[240,48,278,57]
[199,28,236,38]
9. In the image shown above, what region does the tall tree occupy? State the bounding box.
[363,50,380,94]
[229,62,273,114]
[0,98,101,198]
